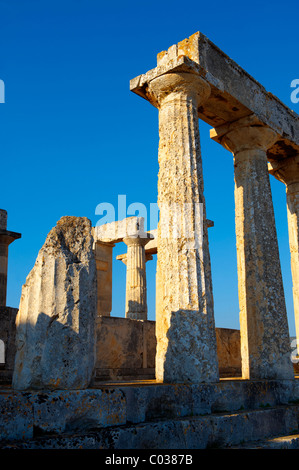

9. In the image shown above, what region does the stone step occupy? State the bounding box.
[2,404,299,449]
[230,433,299,449]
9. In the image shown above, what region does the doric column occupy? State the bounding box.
[269,155,299,345]
[122,234,152,320]
[94,217,145,319]
[148,72,219,383]
[0,209,21,307]
[211,115,293,380]
[95,241,115,318]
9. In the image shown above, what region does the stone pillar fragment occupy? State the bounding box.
[269,155,299,344]
[147,71,219,383]
[122,234,152,320]
[12,216,97,390]
[211,115,293,380]
[95,241,114,318]
[0,209,21,307]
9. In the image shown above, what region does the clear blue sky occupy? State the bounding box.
[1,0,298,334]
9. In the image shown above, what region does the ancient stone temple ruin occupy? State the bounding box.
[1,31,299,449]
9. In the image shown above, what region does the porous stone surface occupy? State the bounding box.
[147,71,219,383]
[12,216,97,390]
[2,379,299,449]
[0,388,125,443]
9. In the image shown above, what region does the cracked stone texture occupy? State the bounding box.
[12,216,97,390]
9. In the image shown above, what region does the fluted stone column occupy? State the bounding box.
[269,155,299,344]
[0,209,21,307]
[122,234,152,320]
[211,115,293,380]
[95,241,115,318]
[148,72,219,383]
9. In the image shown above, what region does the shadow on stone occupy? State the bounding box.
[160,309,219,384]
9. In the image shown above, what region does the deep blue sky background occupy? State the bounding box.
[1,0,298,334]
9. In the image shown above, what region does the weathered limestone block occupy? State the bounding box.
[269,155,299,344]
[94,216,144,244]
[146,70,219,383]
[211,115,293,380]
[95,316,156,380]
[12,216,97,390]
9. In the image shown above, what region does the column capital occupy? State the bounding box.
[0,230,21,246]
[211,114,279,156]
[116,252,153,265]
[268,155,299,190]
[123,233,153,248]
[116,253,127,265]
[148,72,211,109]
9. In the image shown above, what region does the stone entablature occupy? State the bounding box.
[130,32,299,161]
